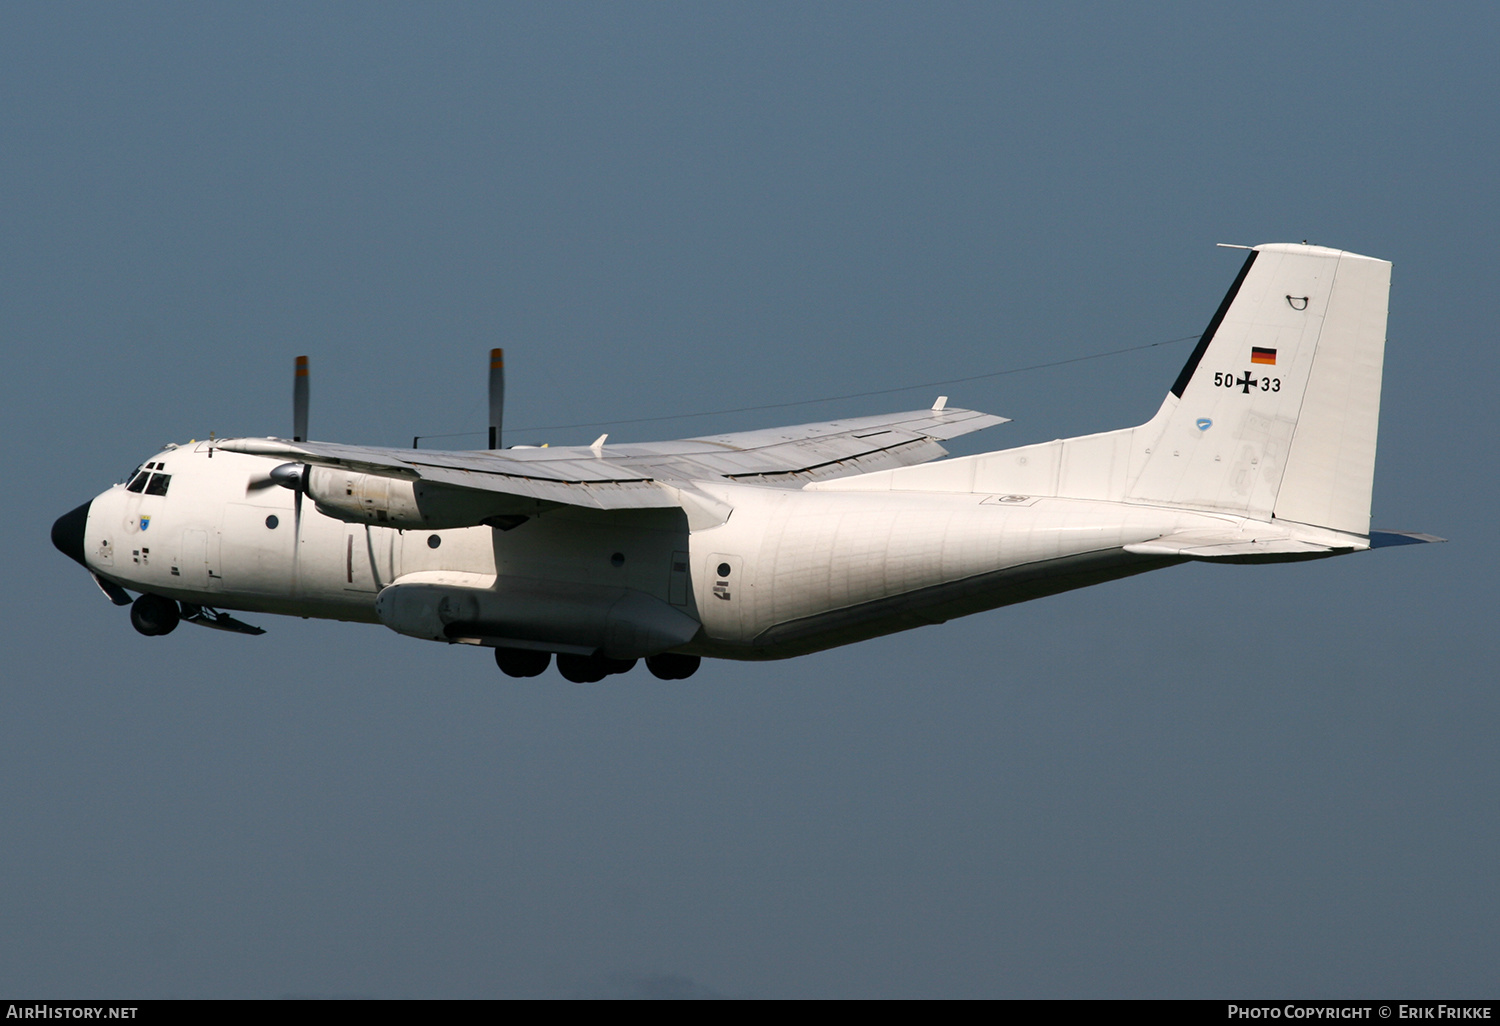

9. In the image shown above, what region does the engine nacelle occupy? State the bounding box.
[375,572,702,659]
[308,467,422,526]
[306,468,533,529]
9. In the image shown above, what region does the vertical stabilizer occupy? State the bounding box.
[809,243,1392,538]
[1126,244,1390,535]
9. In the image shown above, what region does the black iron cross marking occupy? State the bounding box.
[1235,371,1256,394]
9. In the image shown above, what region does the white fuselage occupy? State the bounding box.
[60,245,1406,665]
[74,439,1246,660]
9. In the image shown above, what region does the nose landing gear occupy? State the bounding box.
[129,594,180,636]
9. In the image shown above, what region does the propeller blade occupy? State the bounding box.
[245,461,304,494]
[293,355,309,442]
[292,475,303,586]
[488,347,504,450]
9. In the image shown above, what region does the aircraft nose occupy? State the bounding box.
[51,500,92,568]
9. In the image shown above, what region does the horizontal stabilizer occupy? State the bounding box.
[1368,530,1447,548]
[1125,529,1358,563]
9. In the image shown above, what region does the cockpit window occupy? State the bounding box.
[144,473,172,496]
[126,470,150,493]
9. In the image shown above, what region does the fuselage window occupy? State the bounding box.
[144,473,172,496]
[126,471,149,493]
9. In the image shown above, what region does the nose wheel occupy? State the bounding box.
[129,594,180,636]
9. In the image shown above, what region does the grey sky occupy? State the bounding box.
[3,3,1495,998]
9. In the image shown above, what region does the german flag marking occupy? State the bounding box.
[1250,347,1277,365]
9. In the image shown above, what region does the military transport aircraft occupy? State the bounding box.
[52,243,1439,682]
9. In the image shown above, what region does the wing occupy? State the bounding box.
[673,406,1006,483]
[216,405,1007,512]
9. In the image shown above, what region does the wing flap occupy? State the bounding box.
[413,464,681,509]
[722,438,951,483]
[687,406,1006,450]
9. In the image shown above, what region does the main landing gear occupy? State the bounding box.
[556,653,636,683]
[645,653,700,680]
[494,647,551,678]
[493,647,701,681]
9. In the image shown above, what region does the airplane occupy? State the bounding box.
[51,243,1440,683]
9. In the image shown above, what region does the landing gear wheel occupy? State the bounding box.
[646,653,700,680]
[130,594,180,637]
[555,653,640,682]
[494,647,551,678]
[556,653,607,683]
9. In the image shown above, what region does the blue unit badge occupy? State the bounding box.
[1195,418,1212,431]
[139,516,150,531]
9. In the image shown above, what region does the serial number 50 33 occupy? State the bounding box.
[1214,372,1281,392]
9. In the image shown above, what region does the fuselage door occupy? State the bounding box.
[703,552,745,636]
[179,529,219,591]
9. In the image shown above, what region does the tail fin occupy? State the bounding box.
[813,242,1392,537]
[1128,243,1391,534]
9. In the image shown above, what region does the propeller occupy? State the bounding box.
[488,347,504,450]
[269,463,305,489]
[287,357,309,585]
[241,459,306,587]
[245,461,303,493]
[293,355,309,442]
[245,352,311,493]
[256,462,308,585]
[289,466,305,585]
[260,354,310,588]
